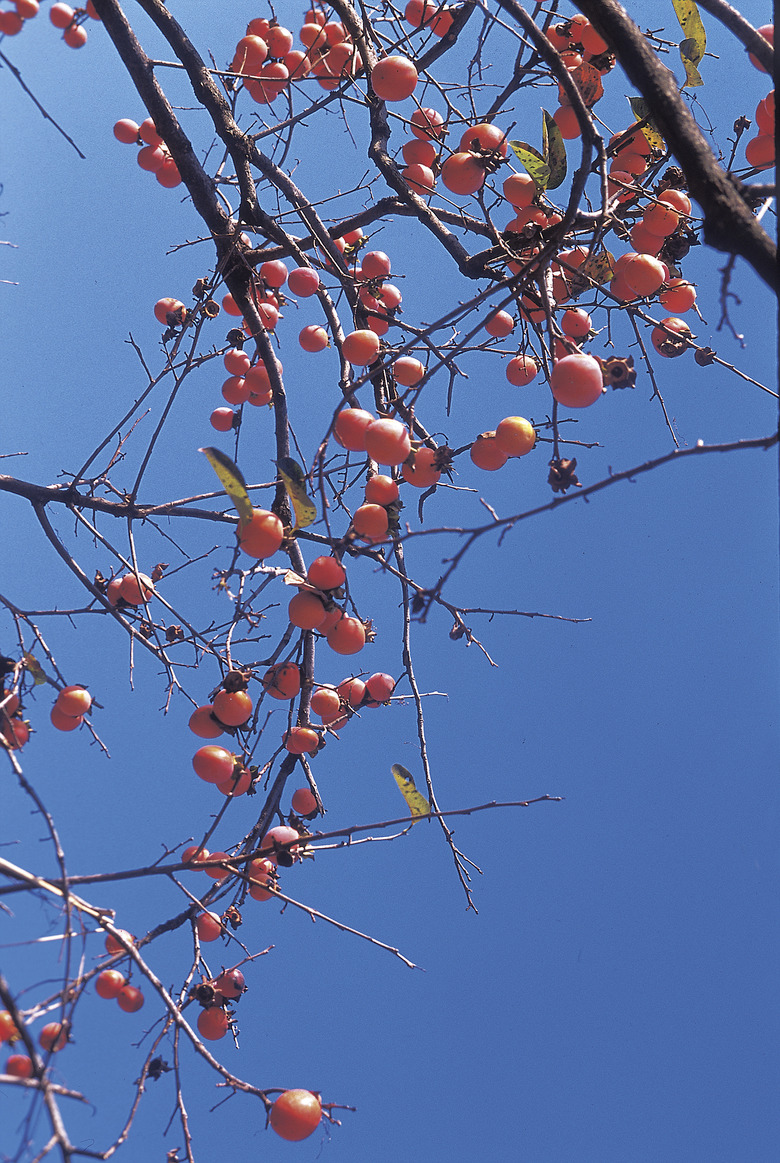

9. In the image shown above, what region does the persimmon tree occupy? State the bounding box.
[0,0,776,1159]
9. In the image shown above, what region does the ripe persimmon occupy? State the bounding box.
[505,355,538,386]
[197,1007,229,1041]
[238,509,284,559]
[261,662,301,701]
[210,407,235,432]
[120,572,154,605]
[402,447,441,488]
[441,152,486,195]
[213,689,253,727]
[289,591,327,630]
[371,55,418,102]
[291,787,318,816]
[495,416,536,457]
[192,745,236,784]
[117,986,144,1013]
[188,706,223,738]
[270,1090,323,1141]
[95,970,126,999]
[284,726,320,755]
[195,912,223,942]
[364,418,412,465]
[326,616,366,655]
[550,353,604,408]
[342,329,380,366]
[5,1054,34,1078]
[470,435,508,471]
[287,267,320,296]
[50,705,83,732]
[364,474,399,505]
[308,555,346,591]
[39,1022,68,1052]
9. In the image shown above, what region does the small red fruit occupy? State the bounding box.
[213,689,253,727]
[96,970,126,999]
[188,706,223,738]
[291,787,318,816]
[371,55,418,102]
[307,556,346,591]
[198,1007,229,1040]
[238,509,284,559]
[283,726,320,755]
[56,685,92,717]
[261,663,301,701]
[550,354,604,408]
[270,1089,323,1141]
[39,1022,68,1052]
[326,616,366,655]
[117,986,144,1013]
[195,912,223,942]
[5,1054,34,1078]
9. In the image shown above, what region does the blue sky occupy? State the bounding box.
[1,3,777,1160]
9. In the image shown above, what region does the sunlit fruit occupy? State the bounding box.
[485,310,514,338]
[651,316,692,357]
[291,787,318,815]
[371,55,418,102]
[260,825,300,863]
[326,616,366,655]
[353,503,389,539]
[5,1054,34,1078]
[308,556,346,591]
[192,745,236,784]
[215,968,245,999]
[364,418,412,465]
[238,509,284,559]
[287,267,320,296]
[113,118,140,143]
[469,435,508,471]
[117,985,144,1013]
[284,726,320,754]
[120,573,154,605]
[261,662,301,701]
[289,591,327,630]
[402,447,441,488]
[213,689,253,727]
[342,329,380,366]
[39,1022,68,1052]
[104,929,134,955]
[361,251,392,279]
[441,152,486,195]
[550,353,604,408]
[659,278,696,312]
[503,172,536,206]
[494,416,536,457]
[270,1090,323,1141]
[195,912,223,942]
[365,673,395,702]
[364,475,399,505]
[210,407,235,432]
[505,355,538,386]
[197,1007,229,1041]
[188,706,223,738]
[560,308,591,338]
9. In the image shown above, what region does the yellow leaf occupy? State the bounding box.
[672,0,706,87]
[277,457,316,531]
[23,653,50,686]
[508,140,550,191]
[627,97,665,152]
[199,447,253,530]
[391,764,430,821]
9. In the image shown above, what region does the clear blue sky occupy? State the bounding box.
[1,3,777,1160]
